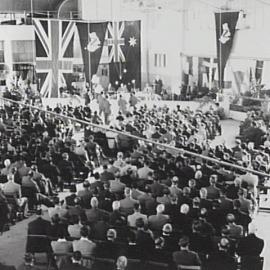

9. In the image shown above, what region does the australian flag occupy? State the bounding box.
[104,20,141,90]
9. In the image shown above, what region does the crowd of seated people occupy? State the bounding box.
[0,99,266,270]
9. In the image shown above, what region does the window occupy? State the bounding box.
[154,53,166,68]
[11,40,35,63]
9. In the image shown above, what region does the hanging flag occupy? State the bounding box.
[106,21,141,89]
[215,12,239,89]
[198,57,218,89]
[76,21,108,83]
[33,19,76,98]
[255,60,264,84]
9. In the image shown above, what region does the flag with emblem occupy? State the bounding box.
[76,22,108,83]
[33,19,76,98]
[215,12,239,89]
[106,20,141,89]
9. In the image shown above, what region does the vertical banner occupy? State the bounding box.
[76,21,108,83]
[215,12,239,89]
[106,20,141,89]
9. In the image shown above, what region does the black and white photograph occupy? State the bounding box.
[0,0,268,269]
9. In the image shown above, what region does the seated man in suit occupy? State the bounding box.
[85,197,108,225]
[172,236,201,267]
[96,229,125,260]
[119,187,138,216]
[237,222,264,270]
[206,238,237,270]
[51,230,73,268]
[2,173,28,217]
[226,213,243,239]
[72,226,96,257]
[148,204,169,231]
[127,203,148,228]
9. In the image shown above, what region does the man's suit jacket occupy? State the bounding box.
[172,249,201,266]
[206,185,220,200]
[237,234,264,257]
[119,197,138,216]
[2,181,21,198]
[205,251,237,270]
[51,240,73,254]
[228,223,243,239]
[85,208,108,224]
[127,212,148,227]
[148,214,169,231]
[100,171,115,182]
[72,238,96,256]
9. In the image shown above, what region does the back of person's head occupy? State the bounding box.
[162,223,172,235]
[156,204,165,214]
[234,177,242,186]
[209,175,217,185]
[218,238,230,251]
[80,226,89,238]
[72,251,82,263]
[135,217,145,229]
[179,236,190,248]
[193,197,200,206]
[4,159,11,167]
[183,187,190,196]
[94,172,100,180]
[107,228,117,241]
[116,256,128,270]
[134,203,141,212]
[36,208,43,217]
[71,215,79,224]
[83,181,90,189]
[24,253,34,265]
[226,213,235,223]
[180,204,190,214]
[124,187,131,197]
[200,188,207,198]
[91,197,99,208]
[51,214,60,224]
[103,164,108,170]
[233,199,241,209]
[112,200,120,211]
[238,188,245,197]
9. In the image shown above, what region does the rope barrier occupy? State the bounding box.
[0,96,269,179]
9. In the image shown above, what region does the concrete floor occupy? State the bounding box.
[1,119,270,269]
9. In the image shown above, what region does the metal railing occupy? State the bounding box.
[0,96,269,179]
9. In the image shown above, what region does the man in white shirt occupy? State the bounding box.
[127,203,147,227]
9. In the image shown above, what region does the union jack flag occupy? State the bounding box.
[105,21,125,63]
[33,19,76,98]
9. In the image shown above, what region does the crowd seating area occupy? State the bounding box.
[0,98,266,270]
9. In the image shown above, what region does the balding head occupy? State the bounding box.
[156,204,165,214]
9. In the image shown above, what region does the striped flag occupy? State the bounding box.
[34,19,76,98]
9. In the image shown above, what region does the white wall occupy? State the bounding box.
[81,0,270,92]
[0,25,34,41]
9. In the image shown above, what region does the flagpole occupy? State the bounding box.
[88,23,91,88]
